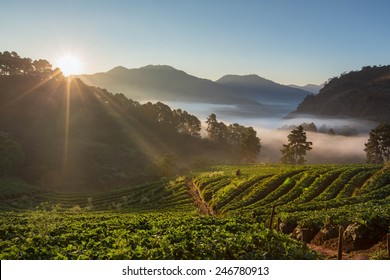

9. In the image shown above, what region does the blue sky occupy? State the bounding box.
[1,0,390,85]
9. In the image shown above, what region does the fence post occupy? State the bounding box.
[268,205,276,230]
[276,217,281,232]
[387,233,390,258]
[338,226,344,260]
[301,228,309,244]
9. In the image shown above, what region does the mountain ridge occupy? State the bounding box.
[76,65,264,106]
[290,65,390,122]
[75,65,311,118]
[215,73,311,104]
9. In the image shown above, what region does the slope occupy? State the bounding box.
[0,75,236,191]
[291,65,390,122]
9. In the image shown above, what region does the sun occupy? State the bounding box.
[56,54,83,76]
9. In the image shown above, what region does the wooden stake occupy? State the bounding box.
[276,217,281,232]
[301,228,308,244]
[338,226,343,260]
[268,205,276,230]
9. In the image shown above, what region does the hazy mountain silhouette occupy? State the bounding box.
[288,83,323,94]
[215,74,311,104]
[76,65,261,106]
[289,65,390,122]
[75,66,310,117]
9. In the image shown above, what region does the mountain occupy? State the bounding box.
[290,65,390,123]
[288,83,323,94]
[215,74,311,104]
[75,66,311,118]
[76,65,260,106]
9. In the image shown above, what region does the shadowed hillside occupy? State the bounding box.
[0,73,243,191]
[290,65,390,122]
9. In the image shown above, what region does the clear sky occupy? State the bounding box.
[2,0,390,85]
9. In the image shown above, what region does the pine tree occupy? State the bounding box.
[281,126,312,165]
[240,127,261,162]
[364,123,390,164]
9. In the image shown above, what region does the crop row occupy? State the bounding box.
[0,211,318,260]
[192,165,384,215]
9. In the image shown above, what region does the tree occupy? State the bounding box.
[281,126,312,165]
[0,51,56,78]
[240,127,261,162]
[364,123,390,164]
[205,113,228,144]
[173,109,201,137]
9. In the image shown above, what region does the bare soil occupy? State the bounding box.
[187,180,214,216]
[307,238,388,260]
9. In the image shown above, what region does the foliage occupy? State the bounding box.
[2,164,390,259]
[364,123,390,164]
[192,164,389,232]
[0,51,256,190]
[206,114,261,162]
[0,51,63,79]
[295,65,390,123]
[280,126,312,165]
[0,211,318,260]
[240,127,261,163]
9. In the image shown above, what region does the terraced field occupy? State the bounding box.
[1,164,389,259]
[0,176,194,212]
[192,164,390,257]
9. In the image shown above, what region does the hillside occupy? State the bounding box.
[291,65,390,122]
[0,75,240,191]
[191,164,390,257]
[1,164,389,259]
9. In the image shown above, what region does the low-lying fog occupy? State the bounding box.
[165,102,378,164]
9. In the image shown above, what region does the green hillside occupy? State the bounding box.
[1,164,389,259]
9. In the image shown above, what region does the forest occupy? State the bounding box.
[0,52,262,191]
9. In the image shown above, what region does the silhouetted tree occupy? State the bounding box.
[173,109,201,136]
[281,126,312,165]
[364,123,390,164]
[240,127,261,162]
[0,51,58,78]
[206,113,227,143]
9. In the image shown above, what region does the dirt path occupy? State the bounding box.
[307,243,370,260]
[187,180,214,216]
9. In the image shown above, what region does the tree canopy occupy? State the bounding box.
[0,51,63,79]
[364,123,390,164]
[280,125,312,165]
[206,114,261,162]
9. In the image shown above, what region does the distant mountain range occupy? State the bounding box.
[289,65,390,123]
[288,83,323,94]
[216,74,310,103]
[75,66,312,117]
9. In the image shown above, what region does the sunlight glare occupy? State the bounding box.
[56,54,83,76]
